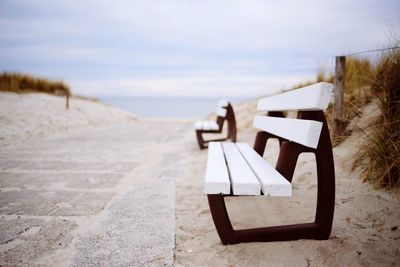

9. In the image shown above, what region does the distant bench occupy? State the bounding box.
[195,100,237,149]
[204,82,335,244]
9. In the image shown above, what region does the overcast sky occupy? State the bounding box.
[1,0,399,97]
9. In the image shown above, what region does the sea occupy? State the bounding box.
[100,96,248,119]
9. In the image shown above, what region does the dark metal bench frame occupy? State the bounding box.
[195,103,237,149]
[207,110,335,244]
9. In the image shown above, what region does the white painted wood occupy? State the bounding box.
[196,121,207,130]
[194,121,203,130]
[210,121,220,130]
[257,82,333,111]
[204,142,231,194]
[205,121,219,130]
[218,99,229,107]
[211,122,218,130]
[203,121,211,130]
[236,143,292,196]
[253,116,323,148]
[195,121,219,130]
[222,142,260,195]
[216,108,227,117]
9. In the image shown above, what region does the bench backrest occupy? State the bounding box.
[253,82,333,148]
[215,100,230,128]
[218,99,229,108]
[216,107,227,117]
[216,99,229,118]
[257,82,333,111]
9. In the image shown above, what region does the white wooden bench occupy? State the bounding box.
[204,82,335,244]
[195,100,237,149]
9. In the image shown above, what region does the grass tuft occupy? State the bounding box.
[0,72,70,95]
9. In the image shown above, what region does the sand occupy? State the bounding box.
[0,92,137,147]
[1,92,399,266]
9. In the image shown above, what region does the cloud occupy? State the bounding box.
[70,72,315,98]
[1,0,399,96]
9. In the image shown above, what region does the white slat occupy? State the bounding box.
[216,108,227,117]
[253,116,322,148]
[236,143,292,196]
[194,121,202,130]
[201,121,218,131]
[218,99,229,107]
[202,121,211,130]
[209,121,219,130]
[195,121,207,130]
[204,142,231,194]
[222,142,260,195]
[257,82,333,111]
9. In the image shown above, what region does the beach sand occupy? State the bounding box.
[0,92,399,266]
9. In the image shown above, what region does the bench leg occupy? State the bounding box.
[207,195,234,245]
[227,122,237,143]
[195,131,230,149]
[226,104,237,143]
[196,129,235,149]
[195,130,207,149]
[207,194,326,244]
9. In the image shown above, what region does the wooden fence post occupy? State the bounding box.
[66,91,70,109]
[333,56,345,138]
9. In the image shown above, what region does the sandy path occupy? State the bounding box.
[0,120,192,266]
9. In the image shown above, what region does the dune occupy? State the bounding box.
[0,92,137,147]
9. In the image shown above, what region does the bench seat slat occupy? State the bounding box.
[204,142,231,194]
[222,142,260,195]
[257,82,333,111]
[195,120,219,131]
[236,143,292,196]
[253,116,322,149]
[209,121,220,130]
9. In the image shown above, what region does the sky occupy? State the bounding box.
[0,0,399,98]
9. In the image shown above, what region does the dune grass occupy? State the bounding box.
[358,49,400,188]
[0,72,70,95]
